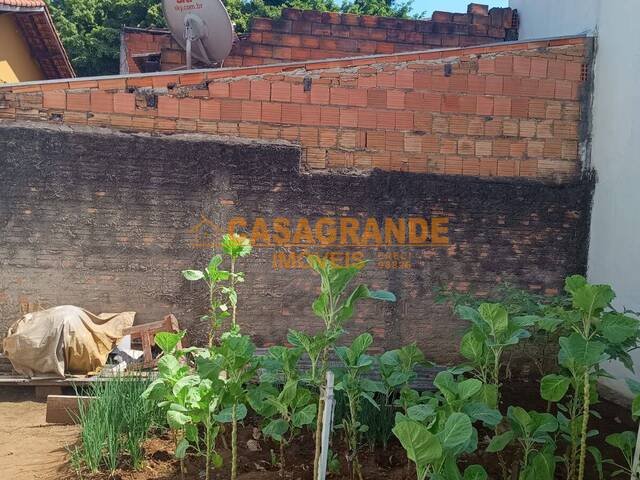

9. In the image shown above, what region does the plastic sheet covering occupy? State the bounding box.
[2,305,135,377]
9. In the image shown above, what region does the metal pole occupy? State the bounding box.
[184,19,193,70]
[317,370,335,480]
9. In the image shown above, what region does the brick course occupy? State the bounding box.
[122,6,517,73]
[0,37,590,181]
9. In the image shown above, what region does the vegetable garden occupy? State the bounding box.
[68,235,640,480]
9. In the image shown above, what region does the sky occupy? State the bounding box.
[411,0,509,17]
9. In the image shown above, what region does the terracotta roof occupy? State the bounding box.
[0,0,45,8]
[0,0,75,79]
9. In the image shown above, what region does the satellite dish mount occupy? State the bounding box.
[163,0,235,70]
[183,14,211,68]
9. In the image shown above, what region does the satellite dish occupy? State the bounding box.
[162,0,235,68]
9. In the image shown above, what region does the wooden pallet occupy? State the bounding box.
[123,314,182,369]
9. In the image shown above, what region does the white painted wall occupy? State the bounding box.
[586,1,640,395]
[510,0,599,39]
[510,0,640,396]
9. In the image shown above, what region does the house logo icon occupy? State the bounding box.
[189,215,223,248]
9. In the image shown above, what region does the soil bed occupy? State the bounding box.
[0,382,633,479]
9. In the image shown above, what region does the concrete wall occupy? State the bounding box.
[587,1,640,393]
[0,122,593,364]
[510,0,598,40]
[511,0,640,394]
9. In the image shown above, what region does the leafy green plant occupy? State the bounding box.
[289,255,395,479]
[144,332,258,480]
[142,331,205,479]
[213,334,259,480]
[378,343,426,401]
[605,431,638,478]
[182,234,251,346]
[249,346,317,476]
[437,282,568,377]
[334,332,384,480]
[602,378,640,478]
[362,343,429,450]
[538,275,640,480]
[393,370,498,479]
[487,406,558,479]
[456,303,533,408]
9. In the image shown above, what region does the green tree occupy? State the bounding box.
[46,0,165,76]
[342,0,412,18]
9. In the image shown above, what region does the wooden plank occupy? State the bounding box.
[46,395,94,424]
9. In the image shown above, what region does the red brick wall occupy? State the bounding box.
[121,28,172,74]
[1,37,589,180]
[122,5,516,72]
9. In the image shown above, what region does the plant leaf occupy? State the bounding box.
[486,431,514,452]
[155,331,185,354]
[392,420,443,468]
[463,465,488,480]
[540,374,571,402]
[182,269,204,281]
[175,438,190,459]
[438,413,473,450]
[263,419,289,441]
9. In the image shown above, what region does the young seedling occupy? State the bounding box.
[297,255,396,480]
[182,234,251,346]
[213,334,258,480]
[393,370,497,479]
[487,406,558,479]
[249,346,317,477]
[334,332,385,480]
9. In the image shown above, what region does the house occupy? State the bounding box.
[0,0,73,83]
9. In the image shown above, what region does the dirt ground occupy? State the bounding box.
[0,387,78,480]
[0,382,634,480]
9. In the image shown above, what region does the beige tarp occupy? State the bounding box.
[2,305,135,378]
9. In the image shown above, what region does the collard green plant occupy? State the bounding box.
[605,431,639,478]
[334,332,385,480]
[456,302,533,408]
[360,343,426,450]
[144,331,258,480]
[142,331,203,479]
[487,406,558,480]
[213,334,259,480]
[290,255,395,480]
[182,234,251,345]
[249,346,317,476]
[393,370,497,480]
[538,275,640,480]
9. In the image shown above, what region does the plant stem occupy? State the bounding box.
[231,257,237,329]
[208,280,215,347]
[279,439,285,477]
[314,387,325,480]
[231,403,238,480]
[205,419,211,480]
[578,370,590,480]
[348,395,362,480]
